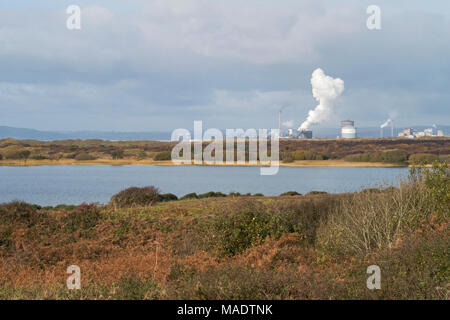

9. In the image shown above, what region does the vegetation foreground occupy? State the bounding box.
[0,164,448,300]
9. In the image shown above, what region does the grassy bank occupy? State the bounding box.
[0,163,448,299]
[0,159,406,167]
[0,137,448,167]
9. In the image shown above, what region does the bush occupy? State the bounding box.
[360,187,383,194]
[281,153,294,163]
[64,203,101,234]
[159,193,178,202]
[154,151,172,161]
[171,263,303,299]
[198,191,227,199]
[0,154,2,160]
[344,152,383,162]
[109,186,161,208]
[409,153,439,165]
[0,201,40,225]
[422,162,449,219]
[180,193,198,200]
[31,155,48,160]
[111,150,124,159]
[2,147,31,160]
[74,152,96,161]
[116,276,161,300]
[292,150,306,160]
[211,197,340,256]
[317,166,446,256]
[280,191,302,196]
[213,202,279,256]
[306,191,328,195]
[381,149,408,163]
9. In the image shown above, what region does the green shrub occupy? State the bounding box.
[374,226,449,299]
[31,155,48,160]
[360,187,383,193]
[137,151,147,160]
[281,153,294,163]
[280,191,302,196]
[2,147,31,160]
[0,154,2,160]
[292,150,306,160]
[109,186,161,208]
[159,193,178,202]
[0,201,40,225]
[409,153,439,165]
[212,201,302,256]
[154,151,172,161]
[111,150,124,159]
[344,152,383,162]
[74,152,96,161]
[180,192,198,200]
[317,167,445,256]
[381,149,408,163]
[198,191,227,199]
[423,162,449,220]
[63,203,101,234]
[171,264,303,300]
[116,276,162,300]
[306,191,328,195]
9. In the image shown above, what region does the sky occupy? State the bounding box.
[0,0,449,132]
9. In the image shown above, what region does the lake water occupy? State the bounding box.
[0,165,409,206]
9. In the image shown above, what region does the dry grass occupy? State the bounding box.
[0,165,448,299]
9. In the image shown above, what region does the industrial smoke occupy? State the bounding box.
[283,120,295,128]
[299,68,344,131]
[380,118,392,128]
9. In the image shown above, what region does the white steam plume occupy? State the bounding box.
[380,118,392,128]
[299,68,344,131]
[283,120,295,128]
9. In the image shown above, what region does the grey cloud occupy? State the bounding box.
[0,1,449,131]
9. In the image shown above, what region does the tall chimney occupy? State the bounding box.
[391,120,394,137]
[380,127,383,138]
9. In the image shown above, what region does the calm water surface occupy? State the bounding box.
[0,165,409,206]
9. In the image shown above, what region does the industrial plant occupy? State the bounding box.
[275,69,446,140]
[398,127,444,138]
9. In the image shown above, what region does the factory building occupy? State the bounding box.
[298,130,313,139]
[398,127,444,138]
[340,120,357,139]
[285,128,313,139]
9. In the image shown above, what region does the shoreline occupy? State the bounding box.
[0,159,407,168]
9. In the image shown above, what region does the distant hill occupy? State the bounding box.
[0,126,171,141]
[0,125,447,141]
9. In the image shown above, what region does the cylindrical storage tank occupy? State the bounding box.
[341,126,356,139]
[340,120,354,128]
